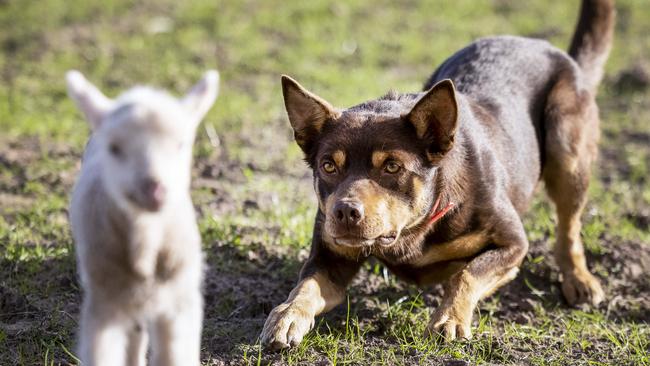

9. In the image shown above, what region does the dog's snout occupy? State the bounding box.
[334,200,364,226]
[141,177,166,209]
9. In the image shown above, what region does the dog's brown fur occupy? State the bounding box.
[261,0,615,349]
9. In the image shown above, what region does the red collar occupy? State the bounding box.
[427,197,455,226]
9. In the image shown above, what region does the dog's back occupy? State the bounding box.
[424,0,615,213]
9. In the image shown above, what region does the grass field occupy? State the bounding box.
[1,0,649,365]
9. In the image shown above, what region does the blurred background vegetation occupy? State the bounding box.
[0,0,648,364]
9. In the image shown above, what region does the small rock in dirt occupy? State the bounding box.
[243,199,259,211]
[444,360,470,366]
[246,250,260,262]
[626,211,650,231]
[201,164,221,178]
[314,360,333,366]
[625,263,643,279]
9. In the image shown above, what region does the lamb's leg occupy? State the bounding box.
[125,322,148,366]
[79,298,129,366]
[150,296,203,366]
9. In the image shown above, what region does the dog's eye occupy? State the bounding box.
[109,143,122,158]
[322,161,337,174]
[384,160,401,174]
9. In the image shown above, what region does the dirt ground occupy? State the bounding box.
[1,130,648,364]
[0,0,649,365]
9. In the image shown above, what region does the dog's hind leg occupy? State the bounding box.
[542,74,604,306]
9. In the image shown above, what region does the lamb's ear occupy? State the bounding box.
[66,70,113,130]
[182,70,220,124]
[406,79,458,159]
[281,75,340,155]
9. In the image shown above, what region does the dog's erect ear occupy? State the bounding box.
[406,79,458,159]
[281,75,340,154]
[66,70,114,130]
[182,70,220,125]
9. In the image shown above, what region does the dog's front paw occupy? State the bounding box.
[561,269,605,307]
[260,302,315,350]
[424,300,473,341]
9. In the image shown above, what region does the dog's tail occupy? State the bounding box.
[568,0,616,93]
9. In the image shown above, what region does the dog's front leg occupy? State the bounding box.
[261,242,361,350]
[426,204,528,341]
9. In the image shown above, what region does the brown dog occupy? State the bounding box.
[261,0,615,349]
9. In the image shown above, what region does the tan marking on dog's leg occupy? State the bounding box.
[288,271,345,314]
[425,203,528,342]
[479,267,520,300]
[543,80,604,306]
[261,271,346,350]
[426,269,477,340]
[426,266,519,341]
[553,191,604,306]
[411,231,489,267]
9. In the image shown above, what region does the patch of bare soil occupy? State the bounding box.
[0,256,79,365]
[0,137,78,196]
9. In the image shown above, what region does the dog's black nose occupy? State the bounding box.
[334,200,364,226]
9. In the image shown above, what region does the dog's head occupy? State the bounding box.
[282,75,458,249]
[67,70,219,213]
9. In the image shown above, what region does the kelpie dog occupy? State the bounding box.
[262,0,615,348]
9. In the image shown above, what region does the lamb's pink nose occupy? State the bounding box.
[141,177,166,210]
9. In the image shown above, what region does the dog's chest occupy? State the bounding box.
[410,230,489,267]
[378,230,489,284]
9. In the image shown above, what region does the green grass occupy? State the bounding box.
[1,0,649,365]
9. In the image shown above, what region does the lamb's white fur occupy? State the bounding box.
[67,70,219,366]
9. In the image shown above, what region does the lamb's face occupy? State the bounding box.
[98,100,196,212]
[66,70,219,213]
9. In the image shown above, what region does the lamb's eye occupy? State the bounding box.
[384,160,401,174]
[322,161,337,174]
[109,143,122,157]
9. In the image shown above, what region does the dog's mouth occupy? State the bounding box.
[333,232,399,247]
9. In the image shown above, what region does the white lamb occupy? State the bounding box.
[66,70,219,366]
